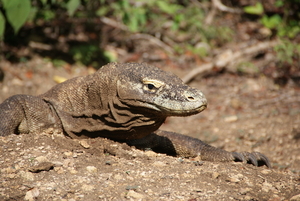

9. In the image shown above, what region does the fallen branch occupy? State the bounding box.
[129,34,174,55]
[100,17,129,31]
[254,94,300,107]
[182,40,280,83]
[205,0,242,25]
[100,18,174,55]
[212,0,242,14]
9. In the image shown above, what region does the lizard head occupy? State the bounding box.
[114,63,207,117]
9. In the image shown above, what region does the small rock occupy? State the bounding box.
[261,169,271,174]
[240,188,251,195]
[24,187,39,201]
[224,115,238,122]
[63,159,72,167]
[7,173,16,179]
[69,169,78,174]
[126,185,139,190]
[79,140,90,148]
[52,161,63,166]
[227,174,244,183]
[153,161,166,167]
[144,150,157,157]
[86,166,98,173]
[114,173,123,180]
[81,184,95,191]
[54,166,64,174]
[4,167,16,174]
[105,161,112,165]
[228,177,240,183]
[126,190,145,199]
[262,181,274,192]
[28,162,54,173]
[64,151,72,156]
[290,194,300,201]
[211,172,220,179]
[19,171,34,181]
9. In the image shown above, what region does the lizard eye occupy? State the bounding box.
[143,83,158,93]
[147,84,155,90]
[142,78,165,93]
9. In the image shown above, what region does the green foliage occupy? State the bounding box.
[260,14,282,29]
[117,0,147,32]
[0,12,4,39]
[69,44,100,66]
[277,20,300,38]
[243,1,300,39]
[187,45,208,58]
[66,0,80,17]
[155,0,182,15]
[1,0,32,34]
[0,0,81,39]
[69,44,115,67]
[0,0,232,47]
[243,3,264,15]
[236,62,259,74]
[274,39,300,65]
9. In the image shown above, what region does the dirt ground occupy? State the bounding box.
[0,57,300,201]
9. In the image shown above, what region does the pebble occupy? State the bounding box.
[113,173,123,180]
[126,190,145,199]
[81,184,95,191]
[227,174,244,183]
[19,171,34,181]
[28,162,54,173]
[79,140,90,148]
[24,187,39,201]
[64,151,72,157]
[224,115,238,122]
[35,156,48,163]
[290,194,300,201]
[144,150,157,157]
[262,181,274,192]
[86,166,98,173]
[69,169,78,174]
[240,188,251,195]
[211,172,220,179]
[54,166,64,174]
[7,173,16,179]
[261,169,271,174]
[153,161,166,167]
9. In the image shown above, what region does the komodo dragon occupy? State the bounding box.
[0,62,270,167]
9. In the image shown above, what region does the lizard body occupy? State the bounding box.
[0,62,270,167]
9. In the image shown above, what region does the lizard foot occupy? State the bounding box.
[232,152,271,168]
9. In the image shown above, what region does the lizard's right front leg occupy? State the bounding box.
[127,130,271,168]
[0,95,62,136]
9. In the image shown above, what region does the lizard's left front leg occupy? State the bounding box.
[127,130,271,168]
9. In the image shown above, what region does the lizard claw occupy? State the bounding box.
[232,152,271,168]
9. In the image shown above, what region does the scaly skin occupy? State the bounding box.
[0,62,270,167]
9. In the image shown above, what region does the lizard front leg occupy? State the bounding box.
[0,95,62,136]
[127,130,271,168]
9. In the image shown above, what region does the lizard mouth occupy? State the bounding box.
[140,101,207,117]
[158,104,207,116]
[120,97,207,117]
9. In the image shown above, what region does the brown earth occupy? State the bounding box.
[0,58,300,200]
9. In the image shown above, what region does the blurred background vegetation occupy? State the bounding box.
[0,0,299,85]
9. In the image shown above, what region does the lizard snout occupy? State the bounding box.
[184,90,207,103]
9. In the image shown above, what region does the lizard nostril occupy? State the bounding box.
[187,96,194,100]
